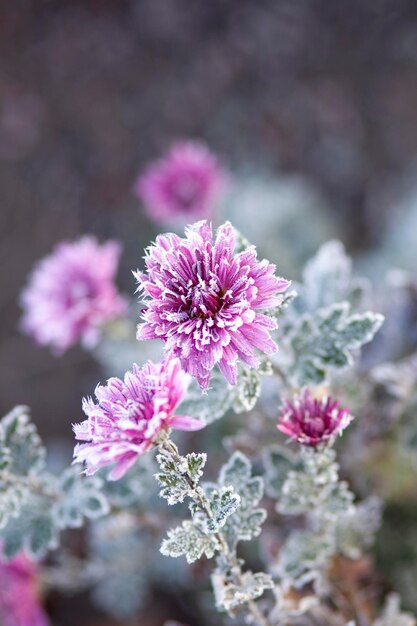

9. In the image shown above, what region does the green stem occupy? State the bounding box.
[158,439,271,626]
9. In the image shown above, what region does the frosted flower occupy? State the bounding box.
[73,358,203,480]
[134,141,228,224]
[0,550,49,626]
[277,389,353,447]
[20,236,127,354]
[135,220,290,389]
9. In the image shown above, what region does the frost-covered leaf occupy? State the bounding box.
[53,467,109,529]
[0,482,28,529]
[155,453,190,505]
[274,530,333,589]
[90,513,147,619]
[186,453,207,483]
[278,447,351,519]
[0,406,47,529]
[218,452,267,547]
[278,470,317,515]
[294,240,368,314]
[0,406,45,477]
[262,446,298,498]
[288,303,384,386]
[178,367,233,424]
[335,496,382,559]
[155,451,206,505]
[100,455,156,508]
[0,495,59,560]
[160,520,219,563]
[204,486,240,534]
[232,368,261,413]
[212,567,273,613]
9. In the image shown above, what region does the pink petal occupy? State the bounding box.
[170,415,205,431]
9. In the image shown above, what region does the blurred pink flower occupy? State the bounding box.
[135,220,290,389]
[73,358,203,480]
[277,388,353,447]
[20,236,127,354]
[134,141,228,224]
[0,550,49,626]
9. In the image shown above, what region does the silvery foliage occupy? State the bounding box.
[278,241,384,386]
[214,451,267,548]
[178,361,272,426]
[212,567,274,614]
[100,454,156,508]
[0,406,109,559]
[271,446,381,591]
[157,448,273,613]
[89,512,148,619]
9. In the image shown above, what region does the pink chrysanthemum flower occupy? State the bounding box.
[73,358,203,480]
[135,220,290,390]
[20,236,127,354]
[277,389,353,447]
[0,550,49,626]
[134,141,228,224]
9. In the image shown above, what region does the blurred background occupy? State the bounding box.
[2,2,417,625]
[2,0,417,500]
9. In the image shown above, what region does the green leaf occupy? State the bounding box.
[218,452,267,547]
[204,486,240,534]
[53,467,109,529]
[212,568,274,613]
[90,513,147,619]
[0,495,59,560]
[100,455,156,508]
[0,406,45,477]
[186,452,207,483]
[288,303,384,386]
[232,368,261,414]
[335,496,382,559]
[160,520,220,563]
[262,446,298,498]
[177,367,233,424]
[294,240,368,314]
[275,530,333,588]
[155,452,199,506]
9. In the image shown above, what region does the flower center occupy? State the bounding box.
[305,415,326,437]
[189,279,225,319]
[171,175,201,210]
[65,277,97,307]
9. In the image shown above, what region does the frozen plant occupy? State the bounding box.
[5,214,416,626]
[135,220,290,389]
[73,357,204,479]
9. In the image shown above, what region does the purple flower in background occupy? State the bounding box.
[73,358,203,480]
[135,221,290,390]
[0,550,49,626]
[277,389,353,447]
[20,236,127,354]
[134,141,228,224]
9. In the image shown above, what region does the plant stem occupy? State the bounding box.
[158,438,271,626]
[271,362,290,387]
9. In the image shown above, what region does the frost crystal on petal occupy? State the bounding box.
[73,358,203,479]
[136,220,290,389]
[277,389,353,447]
